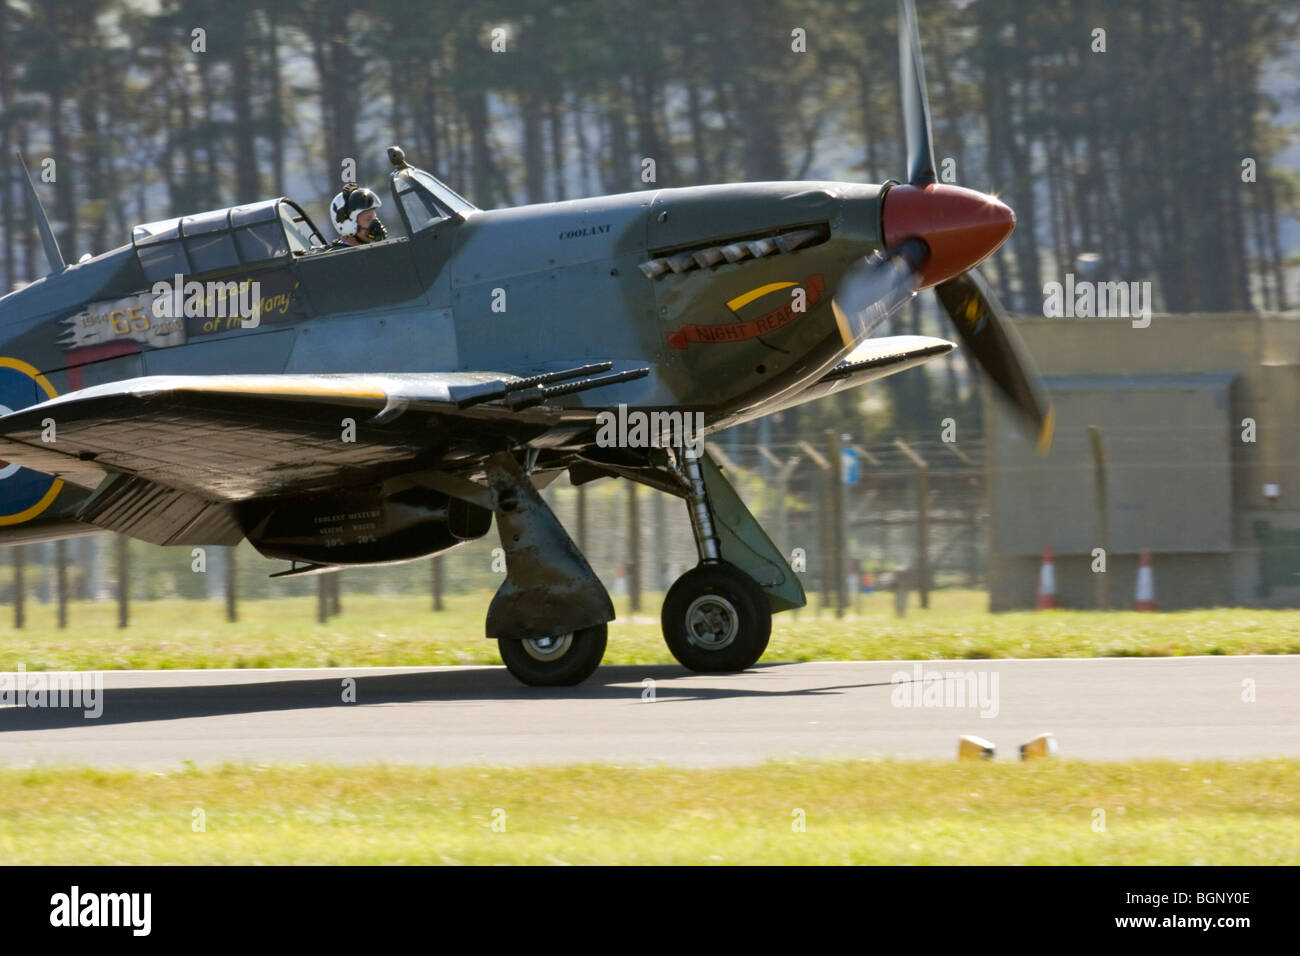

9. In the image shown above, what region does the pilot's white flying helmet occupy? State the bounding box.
[330,185,384,238]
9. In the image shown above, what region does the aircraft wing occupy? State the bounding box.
[760,335,955,417]
[0,367,643,545]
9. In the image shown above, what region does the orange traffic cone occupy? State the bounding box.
[1134,549,1157,611]
[1036,546,1059,609]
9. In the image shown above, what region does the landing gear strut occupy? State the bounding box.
[483,451,614,687]
[662,449,774,673]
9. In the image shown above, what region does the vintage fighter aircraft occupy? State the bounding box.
[0,0,1048,685]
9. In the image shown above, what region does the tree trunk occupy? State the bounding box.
[604,77,631,193]
[548,96,566,200]
[50,85,76,258]
[196,54,219,208]
[309,6,362,196]
[1,0,12,291]
[521,90,545,203]
[266,7,285,195]
[231,10,259,203]
[684,41,713,184]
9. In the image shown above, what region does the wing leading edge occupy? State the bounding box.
[757,335,955,418]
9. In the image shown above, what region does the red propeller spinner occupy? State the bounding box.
[881,183,1016,290]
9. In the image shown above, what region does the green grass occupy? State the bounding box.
[0,759,1294,864]
[3,589,1297,672]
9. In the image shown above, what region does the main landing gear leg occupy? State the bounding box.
[661,448,804,673]
[484,451,613,686]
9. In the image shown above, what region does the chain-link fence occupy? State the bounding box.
[0,435,987,625]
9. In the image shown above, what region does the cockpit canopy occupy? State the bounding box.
[129,158,474,284]
[131,198,326,283]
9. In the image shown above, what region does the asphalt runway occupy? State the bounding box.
[1,657,1296,767]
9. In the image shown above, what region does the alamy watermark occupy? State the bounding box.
[595,404,705,457]
[0,664,103,718]
[1042,273,1152,328]
[151,273,262,329]
[50,886,150,935]
[890,663,999,718]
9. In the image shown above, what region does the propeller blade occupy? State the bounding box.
[899,0,937,186]
[935,268,1054,451]
[831,238,928,347]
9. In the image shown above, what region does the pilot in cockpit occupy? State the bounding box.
[328,183,388,247]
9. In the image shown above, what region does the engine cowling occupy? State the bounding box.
[241,486,492,566]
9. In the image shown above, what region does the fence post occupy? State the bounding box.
[759,446,801,568]
[850,444,880,615]
[797,440,831,615]
[1089,425,1110,610]
[12,545,24,629]
[116,535,129,628]
[576,482,587,554]
[652,489,666,594]
[944,441,980,588]
[55,539,68,629]
[894,438,930,610]
[225,546,238,623]
[627,480,641,613]
[76,536,92,600]
[827,430,847,619]
[432,554,444,611]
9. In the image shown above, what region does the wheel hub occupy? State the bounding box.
[684,594,739,650]
[522,633,574,662]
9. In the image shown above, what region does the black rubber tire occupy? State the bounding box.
[662,563,772,673]
[498,624,608,686]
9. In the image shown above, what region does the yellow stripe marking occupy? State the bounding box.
[726,281,797,313]
[179,380,388,399]
[831,301,855,348]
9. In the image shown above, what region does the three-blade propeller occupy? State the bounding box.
[830,0,1053,451]
[899,0,937,187]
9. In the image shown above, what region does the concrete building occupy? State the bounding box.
[986,313,1300,610]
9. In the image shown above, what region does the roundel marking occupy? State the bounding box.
[0,356,64,525]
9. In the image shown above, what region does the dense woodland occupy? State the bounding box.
[0,0,1296,441]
